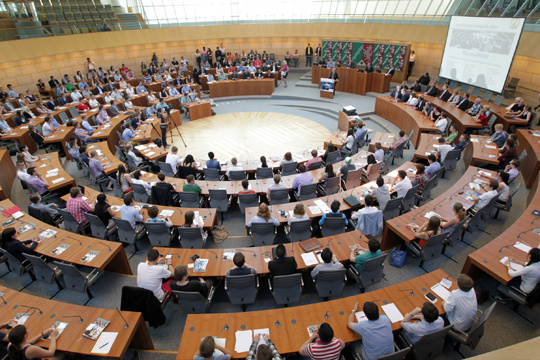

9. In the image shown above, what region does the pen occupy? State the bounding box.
[99,342,109,349]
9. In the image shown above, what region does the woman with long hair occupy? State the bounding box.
[362,154,377,178]
[288,203,309,225]
[247,203,279,227]
[279,152,295,167]
[1,228,39,262]
[440,202,467,233]
[411,163,429,191]
[117,164,133,194]
[318,163,336,188]
[408,216,440,249]
[183,154,197,168]
[183,210,208,240]
[496,248,540,301]
[259,156,268,168]
[322,143,336,163]
[8,324,63,360]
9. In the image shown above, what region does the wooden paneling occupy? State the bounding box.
[0,150,16,200]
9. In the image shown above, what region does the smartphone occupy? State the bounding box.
[2,219,15,227]
[425,292,436,301]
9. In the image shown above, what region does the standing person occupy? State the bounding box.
[315,43,322,63]
[299,322,345,360]
[158,108,170,148]
[278,61,289,87]
[305,43,314,67]
[407,50,416,80]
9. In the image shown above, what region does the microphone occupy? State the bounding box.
[68,236,82,246]
[499,245,509,254]
[0,294,6,305]
[324,311,331,319]
[431,198,446,212]
[219,323,229,334]
[518,228,538,239]
[99,242,111,252]
[242,250,257,258]
[116,307,129,329]
[275,318,281,326]
[398,289,415,296]
[532,217,539,224]
[18,305,43,315]
[326,237,334,248]
[206,249,219,260]
[63,315,84,323]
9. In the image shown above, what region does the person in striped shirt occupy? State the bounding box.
[299,322,345,360]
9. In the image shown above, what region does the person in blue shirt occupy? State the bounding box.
[78,80,89,90]
[81,114,96,134]
[491,124,507,148]
[122,124,135,143]
[319,200,348,226]
[146,106,156,118]
[120,193,144,229]
[355,122,366,141]
[349,238,382,274]
[453,134,469,151]
[206,151,221,171]
[425,154,441,178]
[237,64,246,73]
[169,86,180,97]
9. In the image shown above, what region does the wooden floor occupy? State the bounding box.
[168,112,332,161]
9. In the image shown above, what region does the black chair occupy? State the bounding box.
[269,188,289,205]
[120,286,166,328]
[250,222,277,247]
[313,268,347,299]
[285,219,312,243]
[203,168,222,181]
[208,189,230,224]
[321,216,347,237]
[399,325,453,360]
[347,253,387,293]
[308,161,323,171]
[172,287,216,314]
[256,167,273,179]
[151,186,179,207]
[405,232,446,271]
[280,162,297,176]
[295,183,318,201]
[239,193,259,214]
[228,170,246,181]
[268,273,303,306]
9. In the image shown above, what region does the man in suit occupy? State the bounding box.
[315,43,322,63]
[418,72,431,85]
[391,86,402,100]
[365,62,374,73]
[346,59,356,69]
[268,244,297,277]
[109,100,123,116]
[93,84,105,95]
[385,67,395,77]
[305,43,314,67]
[254,68,264,78]
[58,93,69,106]
[415,96,426,111]
[48,76,60,89]
[438,84,451,101]
[172,77,183,87]
[411,80,422,92]
[424,82,438,96]
[456,94,470,111]
[398,89,410,103]
[45,96,57,111]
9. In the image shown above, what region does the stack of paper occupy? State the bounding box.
[308,206,322,215]
[301,252,319,266]
[424,211,440,219]
[159,209,174,217]
[381,303,404,323]
[431,283,451,301]
[234,330,253,353]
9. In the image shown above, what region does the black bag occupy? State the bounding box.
[153,138,162,148]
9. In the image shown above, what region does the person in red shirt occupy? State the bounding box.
[299,322,345,360]
[238,179,255,195]
[120,64,129,73]
[77,101,89,113]
[474,108,487,126]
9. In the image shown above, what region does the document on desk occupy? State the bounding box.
[431,283,451,301]
[301,252,319,266]
[254,328,270,337]
[514,242,532,253]
[234,330,253,353]
[500,256,524,272]
[355,311,368,322]
[381,303,404,323]
[52,178,65,184]
[485,145,497,149]
[314,200,331,214]
[91,332,118,354]
[308,206,322,215]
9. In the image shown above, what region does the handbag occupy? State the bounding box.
[389,247,407,268]
[281,71,286,76]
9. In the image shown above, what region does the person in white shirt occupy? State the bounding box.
[136,249,174,302]
[111,90,123,100]
[169,87,180,97]
[225,157,244,178]
[471,179,499,210]
[434,113,448,133]
[0,116,13,133]
[132,169,153,196]
[16,161,31,182]
[436,137,453,163]
[104,92,114,103]
[119,79,128,89]
[124,99,134,109]
[71,90,82,102]
[165,146,181,173]
[443,274,477,331]
[42,117,56,137]
[125,86,135,98]
[406,93,419,107]
[373,142,384,163]
[88,95,99,108]
[390,170,412,198]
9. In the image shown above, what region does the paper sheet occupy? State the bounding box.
[234,330,253,353]
[514,242,532,253]
[254,328,270,337]
[381,303,404,323]
[52,178,65,184]
[431,283,451,301]
[301,252,319,266]
[424,211,440,219]
[91,332,118,354]
[308,206,322,215]
[355,311,368,322]
[500,256,524,272]
[485,145,497,149]
[159,209,174,217]
[440,278,452,289]
[313,200,331,214]
[470,138,479,143]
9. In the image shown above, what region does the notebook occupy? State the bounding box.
[300,238,322,252]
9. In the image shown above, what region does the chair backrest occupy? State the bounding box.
[443,150,461,171]
[256,167,273,179]
[308,161,323,171]
[460,84,470,93]
[379,346,412,360]
[383,197,403,221]
[432,166,444,188]
[324,175,341,195]
[27,206,43,222]
[158,161,176,177]
[203,168,220,181]
[56,208,82,233]
[269,188,289,205]
[281,161,298,176]
[518,149,527,163]
[22,254,56,284]
[359,253,387,289]
[0,247,28,276]
[412,324,453,360]
[238,193,259,214]
[486,114,497,132]
[229,170,246,181]
[178,227,205,249]
[288,219,312,242]
[380,153,393,175]
[448,80,458,90]
[421,232,446,264]
[112,217,138,245]
[84,212,109,239]
[298,182,318,201]
[69,106,79,117]
[325,151,339,165]
[58,111,70,124]
[482,90,493,102]
[401,184,420,213]
[315,268,347,298]
[321,216,347,237]
[126,154,138,172]
[109,177,126,199]
[209,189,229,212]
[366,162,382,182]
[437,77,446,86]
[177,165,197,179]
[356,210,383,236]
[345,168,362,189]
[179,191,199,208]
[131,183,149,203]
[225,274,258,305]
[53,261,88,293]
[420,174,438,200]
[146,222,173,246]
[250,221,276,246]
[464,301,496,350]
[356,131,368,148]
[272,273,303,305]
[172,290,208,314]
[471,87,481,97]
[445,218,467,248]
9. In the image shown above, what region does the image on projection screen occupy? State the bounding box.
[439,16,525,94]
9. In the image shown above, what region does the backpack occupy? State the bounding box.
[212,225,228,244]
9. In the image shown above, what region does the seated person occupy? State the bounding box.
[267,174,286,195]
[371,176,390,210]
[238,179,255,194]
[225,252,257,276]
[26,167,50,195]
[495,248,540,302]
[268,244,297,277]
[436,137,453,163]
[504,159,520,182]
[120,193,145,229]
[425,154,441,179]
[248,203,279,227]
[171,265,212,298]
[351,195,382,233]
[0,227,38,262]
[310,248,345,280]
[206,151,221,171]
[443,274,477,331]
[401,302,444,344]
[78,146,90,164]
[246,333,282,360]
[183,174,202,200]
[336,157,356,182]
[66,186,95,226]
[373,142,384,162]
[491,124,507,148]
[194,336,233,360]
[411,163,428,191]
[349,238,382,274]
[305,149,323,169]
[136,248,174,302]
[225,157,244,179]
[445,124,458,144]
[389,170,412,198]
[466,98,483,116]
[319,200,348,228]
[132,170,153,196]
[407,216,440,249]
[471,180,499,211]
[453,134,469,151]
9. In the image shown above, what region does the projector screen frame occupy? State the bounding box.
[438,15,526,95]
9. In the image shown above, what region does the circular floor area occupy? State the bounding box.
[169,112,332,160]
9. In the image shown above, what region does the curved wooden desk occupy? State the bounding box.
[0,285,152,358]
[516,129,540,189]
[0,199,131,274]
[208,79,274,98]
[311,66,391,95]
[463,175,540,284]
[33,153,76,193]
[86,142,125,175]
[90,113,130,154]
[0,150,17,200]
[374,96,438,148]
[462,135,500,167]
[177,269,455,360]
[423,95,483,135]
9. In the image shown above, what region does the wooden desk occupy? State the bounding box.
[134,143,168,162]
[424,95,483,136]
[374,96,438,148]
[411,133,443,163]
[0,199,131,274]
[463,176,540,284]
[0,285,151,358]
[185,100,212,120]
[462,135,500,167]
[382,166,485,251]
[324,130,347,150]
[0,117,47,154]
[61,188,217,230]
[43,125,75,160]
[0,149,17,199]
[337,111,362,131]
[370,73,392,94]
[208,79,274,98]
[33,152,76,193]
[86,142,125,175]
[132,117,161,143]
[90,113,129,154]
[369,132,397,152]
[312,67,391,95]
[177,269,455,359]
[516,129,540,189]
